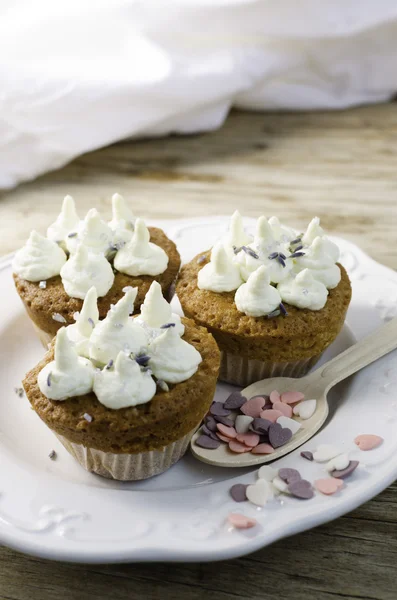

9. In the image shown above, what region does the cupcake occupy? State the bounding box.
[176,212,352,386]
[23,283,220,480]
[13,193,180,348]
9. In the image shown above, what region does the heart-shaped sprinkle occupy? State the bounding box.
[249,394,270,404]
[268,423,293,448]
[272,401,293,418]
[313,444,341,463]
[326,453,350,472]
[281,391,305,404]
[278,468,301,484]
[224,392,247,410]
[300,451,314,461]
[236,432,260,448]
[270,390,281,404]
[251,443,275,455]
[246,479,273,506]
[272,476,289,493]
[276,416,302,435]
[235,415,254,434]
[288,479,314,499]
[293,399,317,420]
[228,440,252,453]
[229,483,248,502]
[258,465,278,481]
[217,433,233,443]
[213,415,235,427]
[260,409,284,423]
[354,434,384,451]
[210,402,231,417]
[202,426,220,441]
[204,416,218,432]
[315,478,344,495]
[241,396,267,418]
[227,513,257,529]
[217,424,237,439]
[250,418,272,434]
[196,435,221,449]
[331,460,359,479]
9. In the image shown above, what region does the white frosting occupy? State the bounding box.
[268,216,296,243]
[66,208,113,255]
[302,217,340,262]
[235,216,292,284]
[234,266,282,317]
[198,242,243,292]
[66,286,99,358]
[294,236,341,289]
[149,327,202,383]
[47,195,80,249]
[38,327,95,400]
[136,280,184,337]
[93,351,156,409]
[223,210,252,251]
[113,218,168,276]
[12,231,67,282]
[89,288,147,364]
[108,193,135,246]
[278,269,329,310]
[60,243,114,299]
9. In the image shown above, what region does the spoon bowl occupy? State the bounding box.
[191,316,397,467]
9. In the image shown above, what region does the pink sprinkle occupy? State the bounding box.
[270,390,281,404]
[315,478,344,495]
[281,391,305,404]
[216,424,237,439]
[259,409,284,423]
[236,432,260,448]
[228,513,257,529]
[272,401,293,418]
[240,396,267,418]
[354,434,384,451]
[217,433,232,443]
[251,443,275,455]
[228,440,252,453]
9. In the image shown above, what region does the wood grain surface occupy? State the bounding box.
[0,103,396,600]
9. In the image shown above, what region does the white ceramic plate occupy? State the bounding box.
[1,216,396,564]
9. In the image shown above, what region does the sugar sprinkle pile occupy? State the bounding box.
[195,389,317,455]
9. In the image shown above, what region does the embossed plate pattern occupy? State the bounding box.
[0,216,396,563]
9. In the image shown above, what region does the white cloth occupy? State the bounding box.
[1,0,397,189]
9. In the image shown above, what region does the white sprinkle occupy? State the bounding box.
[326,453,350,472]
[313,444,341,463]
[83,413,93,423]
[39,280,47,289]
[276,416,302,435]
[272,476,289,494]
[52,313,67,323]
[293,399,317,420]
[235,415,253,434]
[257,465,278,482]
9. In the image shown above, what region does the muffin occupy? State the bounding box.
[13,194,180,348]
[177,212,352,386]
[23,283,220,480]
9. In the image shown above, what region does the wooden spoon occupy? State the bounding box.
[191,316,397,467]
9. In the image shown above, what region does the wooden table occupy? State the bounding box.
[0,104,396,600]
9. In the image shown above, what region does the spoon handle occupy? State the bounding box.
[306,315,397,392]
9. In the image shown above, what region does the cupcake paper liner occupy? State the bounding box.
[218,351,323,387]
[54,426,198,481]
